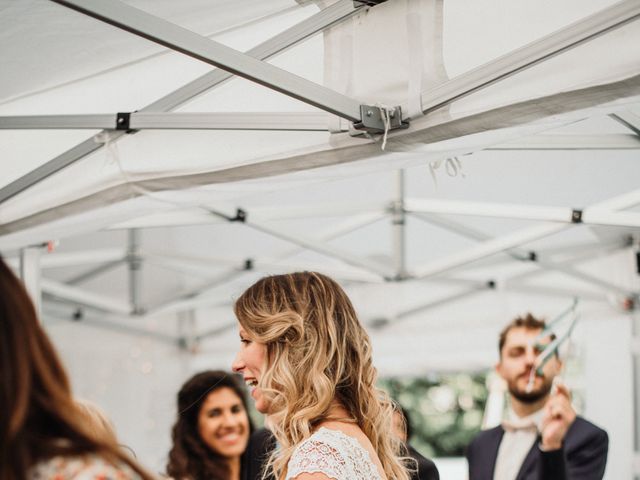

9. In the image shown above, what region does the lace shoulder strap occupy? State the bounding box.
[285,428,381,480]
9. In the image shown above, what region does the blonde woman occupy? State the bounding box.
[232,272,410,480]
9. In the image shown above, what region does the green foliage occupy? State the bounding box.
[380,373,488,457]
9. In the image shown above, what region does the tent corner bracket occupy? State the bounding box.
[352,105,409,134]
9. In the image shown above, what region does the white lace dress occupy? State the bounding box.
[286,427,383,480]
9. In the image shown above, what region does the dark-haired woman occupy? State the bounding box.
[166,371,254,480]
[0,258,155,480]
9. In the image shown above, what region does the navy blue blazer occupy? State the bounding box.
[407,444,440,480]
[242,428,276,480]
[466,416,608,480]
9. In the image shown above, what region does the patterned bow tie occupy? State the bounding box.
[502,418,538,433]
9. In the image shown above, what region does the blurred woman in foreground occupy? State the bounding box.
[0,257,154,480]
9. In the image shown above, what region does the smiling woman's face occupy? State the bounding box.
[197,387,250,459]
[232,326,269,413]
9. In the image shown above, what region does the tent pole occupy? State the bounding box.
[411,186,640,279]
[146,266,246,316]
[38,248,126,268]
[406,197,640,228]
[44,307,178,345]
[145,212,388,315]
[67,260,125,286]
[412,213,634,297]
[610,111,640,137]
[503,284,606,302]
[128,229,143,315]
[503,239,631,286]
[143,0,363,113]
[42,279,132,315]
[0,0,361,205]
[205,208,392,279]
[6,114,640,149]
[583,211,640,229]
[378,283,491,329]
[421,0,640,114]
[33,247,128,287]
[412,222,566,279]
[0,112,336,132]
[486,133,640,150]
[3,73,638,235]
[3,2,637,213]
[51,0,364,122]
[391,170,408,280]
[411,212,532,262]
[177,309,197,352]
[406,198,571,222]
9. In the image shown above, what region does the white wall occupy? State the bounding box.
[47,317,192,474]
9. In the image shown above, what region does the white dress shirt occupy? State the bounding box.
[493,408,544,480]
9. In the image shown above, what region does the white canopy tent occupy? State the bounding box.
[1,0,639,477]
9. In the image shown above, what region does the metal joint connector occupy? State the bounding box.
[352,105,409,134]
[353,0,388,6]
[115,112,138,133]
[571,209,583,223]
[230,208,247,223]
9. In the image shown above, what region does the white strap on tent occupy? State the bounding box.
[325,13,356,133]
[94,131,121,169]
[94,131,166,203]
[374,102,397,150]
[406,0,426,119]
[94,131,150,198]
[407,0,449,119]
[416,0,460,188]
[93,130,245,217]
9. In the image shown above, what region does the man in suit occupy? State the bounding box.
[466,314,608,480]
[242,427,275,480]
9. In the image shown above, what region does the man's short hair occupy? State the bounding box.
[498,313,554,356]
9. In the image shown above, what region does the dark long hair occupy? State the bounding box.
[0,258,154,480]
[166,370,254,480]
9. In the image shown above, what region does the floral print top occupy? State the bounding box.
[30,454,143,480]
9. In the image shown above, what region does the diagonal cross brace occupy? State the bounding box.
[51,0,364,121]
[0,0,363,205]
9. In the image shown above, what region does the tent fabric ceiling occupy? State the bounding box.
[0,0,301,105]
[1,0,639,248]
[0,0,638,313]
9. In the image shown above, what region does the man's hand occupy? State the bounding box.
[540,382,577,450]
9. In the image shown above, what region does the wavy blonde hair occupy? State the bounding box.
[234,272,409,480]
